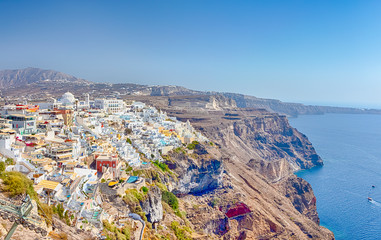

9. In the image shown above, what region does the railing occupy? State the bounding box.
[0,195,48,239]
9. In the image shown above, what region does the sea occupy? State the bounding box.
[289,114,381,240]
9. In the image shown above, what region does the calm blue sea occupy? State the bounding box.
[289,114,381,240]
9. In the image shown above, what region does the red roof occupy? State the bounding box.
[225,202,251,218]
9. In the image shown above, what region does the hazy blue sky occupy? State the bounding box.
[0,0,380,108]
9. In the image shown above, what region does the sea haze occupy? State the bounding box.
[290,114,381,240]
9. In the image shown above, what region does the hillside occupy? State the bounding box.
[0,68,337,239]
[141,97,335,239]
[0,67,90,88]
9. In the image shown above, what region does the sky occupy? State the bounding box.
[0,0,380,108]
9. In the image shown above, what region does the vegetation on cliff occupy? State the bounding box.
[0,171,36,198]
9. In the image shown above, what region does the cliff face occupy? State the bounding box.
[141,186,163,223]
[158,105,333,239]
[197,112,322,181]
[246,158,292,183]
[277,175,320,224]
[222,92,381,117]
[164,144,224,195]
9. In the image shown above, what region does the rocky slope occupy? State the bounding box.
[146,97,335,239]
[166,143,224,195]
[276,175,320,224]
[145,140,334,239]
[169,109,323,181]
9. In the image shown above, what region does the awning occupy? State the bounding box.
[57,154,72,159]
[36,180,61,191]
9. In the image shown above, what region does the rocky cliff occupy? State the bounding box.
[190,110,323,180]
[161,143,224,195]
[222,92,381,117]
[153,104,334,239]
[276,175,320,224]
[141,186,163,223]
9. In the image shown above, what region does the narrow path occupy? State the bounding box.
[128,213,145,240]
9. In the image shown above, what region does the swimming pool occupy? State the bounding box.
[127,176,139,183]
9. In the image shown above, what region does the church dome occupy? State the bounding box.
[60,92,76,104]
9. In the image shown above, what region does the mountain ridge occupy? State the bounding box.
[0,67,90,88]
[0,67,380,117]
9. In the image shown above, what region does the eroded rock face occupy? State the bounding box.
[147,106,333,239]
[168,145,224,195]
[277,175,320,224]
[232,115,323,171]
[141,186,163,223]
[247,158,292,183]
[176,158,223,194]
[193,112,322,183]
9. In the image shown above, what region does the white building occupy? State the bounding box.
[7,114,37,135]
[94,99,125,114]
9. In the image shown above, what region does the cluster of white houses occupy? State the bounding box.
[0,92,208,236]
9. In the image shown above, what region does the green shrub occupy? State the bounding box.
[0,161,5,173]
[186,144,195,150]
[175,210,187,219]
[5,158,14,165]
[101,178,106,183]
[103,220,133,240]
[186,141,200,150]
[141,186,149,194]
[132,170,144,176]
[0,171,34,196]
[122,225,132,239]
[127,189,144,201]
[124,189,145,212]
[38,203,53,226]
[155,182,167,192]
[137,211,147,222]
[153,160,169,172]
[103,220,116,233]
[162,191,178,210]
[125,165,133,173]
[173,147,185,154]
[116,231,127,240]
[53,203,65,219]
[171,221,192,240]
